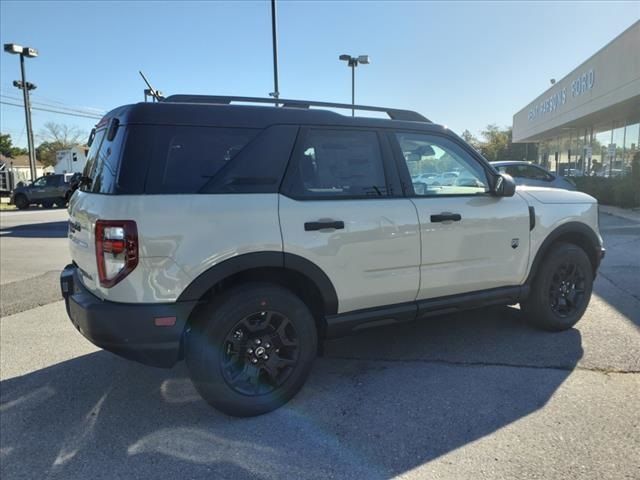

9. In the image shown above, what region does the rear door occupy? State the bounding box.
[279,127,421,314]
[390,131,531,300]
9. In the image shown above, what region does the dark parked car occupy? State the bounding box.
[491,161,576,190]
[10,173,75,209]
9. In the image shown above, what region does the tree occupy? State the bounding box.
[35,122,87,168]
[461,129,480,150]
[474,124,538,162]
[36,141,65,168]
[0,133,28,158]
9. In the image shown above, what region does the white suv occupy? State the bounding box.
[60,96,605,416]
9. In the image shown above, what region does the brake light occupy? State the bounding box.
[95,220,138,287]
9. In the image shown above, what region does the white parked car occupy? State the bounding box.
[61,96,605,416]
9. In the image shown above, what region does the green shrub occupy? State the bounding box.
[573,175,639,208]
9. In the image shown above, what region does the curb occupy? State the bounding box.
[599,205,640,223]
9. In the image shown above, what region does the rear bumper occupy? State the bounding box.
[60,264,197,368]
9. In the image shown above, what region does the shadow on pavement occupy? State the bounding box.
[0,307,582,479]
[0,221,68,239]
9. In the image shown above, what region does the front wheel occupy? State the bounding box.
[521,242,593,331]
[14,194,29,210]
[185,283,318,417]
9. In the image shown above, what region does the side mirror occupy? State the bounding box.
[493,173,516,197]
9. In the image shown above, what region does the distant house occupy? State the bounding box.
[54,145,89,174]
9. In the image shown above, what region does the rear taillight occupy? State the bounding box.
[95,220,138,288]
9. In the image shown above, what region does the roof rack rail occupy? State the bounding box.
[162,94,430,123]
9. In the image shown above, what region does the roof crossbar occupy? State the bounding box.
[162,94,430,122]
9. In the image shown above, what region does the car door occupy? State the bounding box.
[29,176,48,201]
[278,127,421,314]
[43,175,64,200]
[390,131,531,300]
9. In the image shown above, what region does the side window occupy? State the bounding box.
[143,126,259,194]
[285,129,388,198]
[44,176,61,187]
[525,166,553,181]
[32,177,46,187]
[395,132,489,196]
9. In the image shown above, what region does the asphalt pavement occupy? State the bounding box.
[1,208,639,480]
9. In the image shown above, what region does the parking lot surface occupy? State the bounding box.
[1,209,639,479]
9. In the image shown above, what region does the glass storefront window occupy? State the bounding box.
[623,123,639,175]
[593,128,612,176]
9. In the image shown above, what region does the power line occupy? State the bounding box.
[0,93,105,117]
[0,100,103,119]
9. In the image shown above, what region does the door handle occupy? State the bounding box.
[430,213,462,223]
[304,220,345,231]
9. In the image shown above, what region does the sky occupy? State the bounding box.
[1,0,639,148]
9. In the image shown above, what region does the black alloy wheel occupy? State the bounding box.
[548,261,587,317]
[221,310,299,396]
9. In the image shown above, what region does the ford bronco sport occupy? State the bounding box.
[61,96,605,416]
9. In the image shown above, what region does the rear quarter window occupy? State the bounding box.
[142,126,259,194]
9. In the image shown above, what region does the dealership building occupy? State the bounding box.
[512,20,640,176]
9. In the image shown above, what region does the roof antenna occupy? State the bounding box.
[139,70,164,102]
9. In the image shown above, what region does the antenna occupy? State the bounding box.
[139,71,164,102]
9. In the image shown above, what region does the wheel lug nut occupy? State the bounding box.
[275,349,280,353]
[251,358,258,364]
[247,348,253,354]
[255,339,261,345]
[265,343,271,349]
[264,355,269,360]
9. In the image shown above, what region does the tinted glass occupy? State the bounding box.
[44,175,61,187]
[32,177,46,187]
[395,132,488,196]
[81,126,123,194]
[502,164,552,180]
[143,126,258,194]
[201,125,297,194]
[286,129,387,198]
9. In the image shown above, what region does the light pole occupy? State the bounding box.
[339,54,369,116]
[4,43,38,182]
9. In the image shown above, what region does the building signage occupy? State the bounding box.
[528,69,595,121]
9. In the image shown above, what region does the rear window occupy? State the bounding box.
[81,123,126,193]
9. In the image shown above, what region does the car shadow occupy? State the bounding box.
[0,221,68,238]
[0,306,582,479]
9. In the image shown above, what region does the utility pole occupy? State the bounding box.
[19,55,37,181]
[269,0,280,103]
[4,43,38,182]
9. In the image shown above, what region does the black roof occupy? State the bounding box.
[102,96,448,134]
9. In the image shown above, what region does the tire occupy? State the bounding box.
[14,194,29,210]
[54,198,67,208]
[521,242,593,331]
[42,200,54,209]
[185,283,318,417]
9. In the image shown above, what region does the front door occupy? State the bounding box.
[391,131,531,300]
[279,127,421,314]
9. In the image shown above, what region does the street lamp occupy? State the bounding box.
[4,43,38,182]
[339,54,370,116]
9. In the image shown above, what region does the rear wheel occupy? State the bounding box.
[521,242,593,331]
[14,194,29,210]
[54,197,67,208]
[185,283,318,417]
[41,200,54,209]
